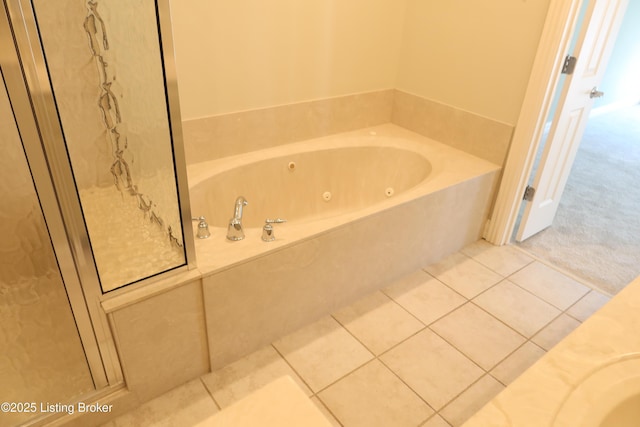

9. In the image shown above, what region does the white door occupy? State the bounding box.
[516,0,629,241]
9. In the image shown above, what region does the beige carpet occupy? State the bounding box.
[515,104,640,296]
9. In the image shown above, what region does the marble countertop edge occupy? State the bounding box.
[463,275,640,427]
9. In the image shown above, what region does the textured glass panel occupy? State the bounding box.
[32,0,186,292]
[0,71,94,426]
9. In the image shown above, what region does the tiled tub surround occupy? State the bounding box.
[391,91,514,167]
[181,90,514,167]
[188,124,500,369]
[181,90,395,163]
[102,241,611,426]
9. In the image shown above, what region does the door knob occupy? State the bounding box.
[589,87,604,99]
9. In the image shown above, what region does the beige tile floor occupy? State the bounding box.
[102,240,611,427]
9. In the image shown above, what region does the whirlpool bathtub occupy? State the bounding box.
[187,124,501,368]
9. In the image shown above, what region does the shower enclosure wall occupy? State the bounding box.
[0,0,194,425]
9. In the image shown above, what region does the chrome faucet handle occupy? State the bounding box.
[191,216,211,239]
[262,218,287,242]
[265,218,286,224]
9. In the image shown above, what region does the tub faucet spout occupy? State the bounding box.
[227,196,248,241]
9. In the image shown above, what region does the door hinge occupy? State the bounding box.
[523,185,536,201]
[561,55,577,75]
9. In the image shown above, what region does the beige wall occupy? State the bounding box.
[169,0,406,119]
[396,0,552,125]
[170,1,551,126]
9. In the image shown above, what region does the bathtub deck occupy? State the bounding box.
[187,124,503,371]
[104,240,610,427]
[189,123,501,275]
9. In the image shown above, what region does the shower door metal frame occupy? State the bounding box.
[3,0,197,392]
[0,1,115,389]
[9,0,197,293]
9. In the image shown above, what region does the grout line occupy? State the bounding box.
[468,300,528,341]
[369,264,543,410]
[509,244,614,296]
[563,289,610,323]
[379,286,432,329]
[427,324,488,374]
[202,243,600,426]
[419,414,453,427]
[375,353,437,417]
[460,250,535,280]
[198,376,222,411]
[489,339,546,387]
[462,240,538,276]
[269,343,317,398]
[376,324,429,359]
[312,395,345,427]
[423,268,481,303]
[436,372,503,424]
[465,275,508,301]
[324,312,440,422]
[505,270,591,312]
[465,248,605,328]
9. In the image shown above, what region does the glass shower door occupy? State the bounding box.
[0,0,194,423]
[29,0,191,292]
[0,69,95,426]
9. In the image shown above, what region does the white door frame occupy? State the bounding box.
[515,0,628,242]
[484,0,587,245]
